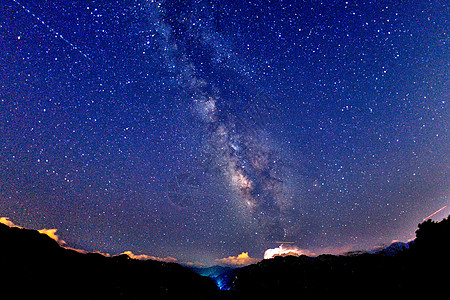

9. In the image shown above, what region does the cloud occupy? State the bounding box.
[0,217,178,261]
[214,252,260,267]
[1,217,65,246]
[1,217,179,262]
[38,228,66,246]
[121,251,178,263]
[264,244,315,259]
[0,217,22,228]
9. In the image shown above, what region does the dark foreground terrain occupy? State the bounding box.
[1,216,448,299]
[0,223,217,299]
[228,216,449,297]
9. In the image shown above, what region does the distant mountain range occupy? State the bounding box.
[1,216,449,298]
[369,240,411,256]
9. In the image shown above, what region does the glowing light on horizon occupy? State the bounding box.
[0,217,20,228]
[214,252,260,266]
[264,244,315,259]
[38,228,66,245]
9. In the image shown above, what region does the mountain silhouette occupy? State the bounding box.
[1,216,449,298]
[221,216,450,297]
[0,223,217,299]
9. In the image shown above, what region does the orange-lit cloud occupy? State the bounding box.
[264,244,315,259]
[1,217,175,260]
[38,228,66,245]
[121,251,178,263]
[1,217,66,247]
[214,252,260,267]
[0,217,22,228]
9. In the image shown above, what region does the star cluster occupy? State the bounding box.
[0,0,448,265]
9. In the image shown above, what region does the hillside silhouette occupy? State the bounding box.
[1,216,448,298]
[225,216,450,297]
[0,223,216,299]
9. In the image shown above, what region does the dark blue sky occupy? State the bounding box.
[1,0,448,265]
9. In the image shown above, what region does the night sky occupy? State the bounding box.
[1,0,448,266]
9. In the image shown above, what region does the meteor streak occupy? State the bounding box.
[11,0,92,61]
[422,205,447,222]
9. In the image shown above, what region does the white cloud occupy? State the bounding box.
[264,244,315,259]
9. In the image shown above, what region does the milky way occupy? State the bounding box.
[1,0,448,265]
[133,0,303,242]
